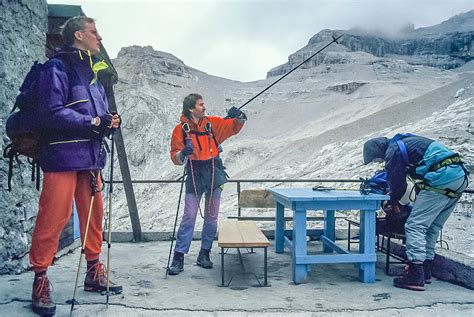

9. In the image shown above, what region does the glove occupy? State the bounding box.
[181,138,194,157]
[92,113,113,135]
[227,106,242,119]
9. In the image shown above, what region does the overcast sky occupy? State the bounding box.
[47,0,473,82]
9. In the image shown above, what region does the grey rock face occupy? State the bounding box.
[341,31,473,70]
[115,45,195,82]
[0,0,48,274]
[268,12,474,78]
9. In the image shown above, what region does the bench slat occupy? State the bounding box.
[218,221,270,248]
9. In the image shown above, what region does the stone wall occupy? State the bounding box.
[0,0,48,274]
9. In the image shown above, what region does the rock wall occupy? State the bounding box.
[340,31,474,69]
[268,11,474,78]
[0,0,48,274]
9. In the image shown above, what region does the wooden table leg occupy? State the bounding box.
[359,209,376,283]
[275,202,285,253]
[264,247,268,286]
[324,210,335,253]
[293,209,308,284]
[221,247,225,286]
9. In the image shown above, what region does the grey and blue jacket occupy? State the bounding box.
[364,135,468,202]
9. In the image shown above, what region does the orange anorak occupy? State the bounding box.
[170,115,244,165]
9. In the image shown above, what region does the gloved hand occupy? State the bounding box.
[92,113,113,134]
[227,106,243,119]
[181,138,194,157]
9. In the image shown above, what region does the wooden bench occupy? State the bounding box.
[218,220,271,287]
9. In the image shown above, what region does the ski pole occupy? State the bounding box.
[67,171,99,316]
[229,33,343,115]
[312,185,358,191]
[102,131,115,306]
[165,170,186,278]
[165,123,191,278]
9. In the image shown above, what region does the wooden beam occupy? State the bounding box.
[103,83,142,242]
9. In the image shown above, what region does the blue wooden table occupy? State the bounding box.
[269,188,388,284]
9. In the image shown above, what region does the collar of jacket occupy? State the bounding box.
[55,47,109,85]
[179,114,210,132]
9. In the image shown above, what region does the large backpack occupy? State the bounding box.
[359,169,389,195]
[3,56,71,191]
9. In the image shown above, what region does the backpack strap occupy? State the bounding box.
[396,140,409,166]
[391,133,415,168]
[3,144,15,191]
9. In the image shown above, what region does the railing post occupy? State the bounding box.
[103,83,142,242]
[237,181,241,217]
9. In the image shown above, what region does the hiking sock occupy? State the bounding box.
[87,259,99,271]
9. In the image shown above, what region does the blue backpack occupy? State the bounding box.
[3,56,72,191]
[360,169,389,195]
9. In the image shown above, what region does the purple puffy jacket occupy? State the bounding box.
[36,48,110,172]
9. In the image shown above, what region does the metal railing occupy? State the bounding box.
[109,178,362,217]
[107,177,473,240]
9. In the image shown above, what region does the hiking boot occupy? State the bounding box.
[196,248,213,269]
[393,262,425,291]
[32,273,56,316]
[168,251,184,275]
[424,259,433,284]
[84,262,123,294]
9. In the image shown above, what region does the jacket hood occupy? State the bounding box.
[363,137,389,164]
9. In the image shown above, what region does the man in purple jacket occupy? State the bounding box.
[28,16,122,316]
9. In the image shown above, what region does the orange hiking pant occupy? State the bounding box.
[30,171,104,272]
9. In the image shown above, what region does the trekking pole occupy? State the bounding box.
[228,33,343,115]
[102,131,115,307]
[165,169,186,278]
[165,123,191,278]
[312,185,358,191]
[67,171,99,316]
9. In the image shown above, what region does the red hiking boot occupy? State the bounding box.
[84,262,123,294]
[32,274,56,316]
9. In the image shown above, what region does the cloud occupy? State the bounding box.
[48,0,474,81]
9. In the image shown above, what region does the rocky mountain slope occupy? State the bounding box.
[268,10,474,77]
[110,14,473,255]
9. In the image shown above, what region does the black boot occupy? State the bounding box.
[168,252,184,275]
[196,248,213,269]
[393,262,425,291]
[423,259,433,284]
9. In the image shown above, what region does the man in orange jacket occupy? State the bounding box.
[168,93,246,275]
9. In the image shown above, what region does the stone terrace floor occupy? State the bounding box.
[1,241,473,316]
